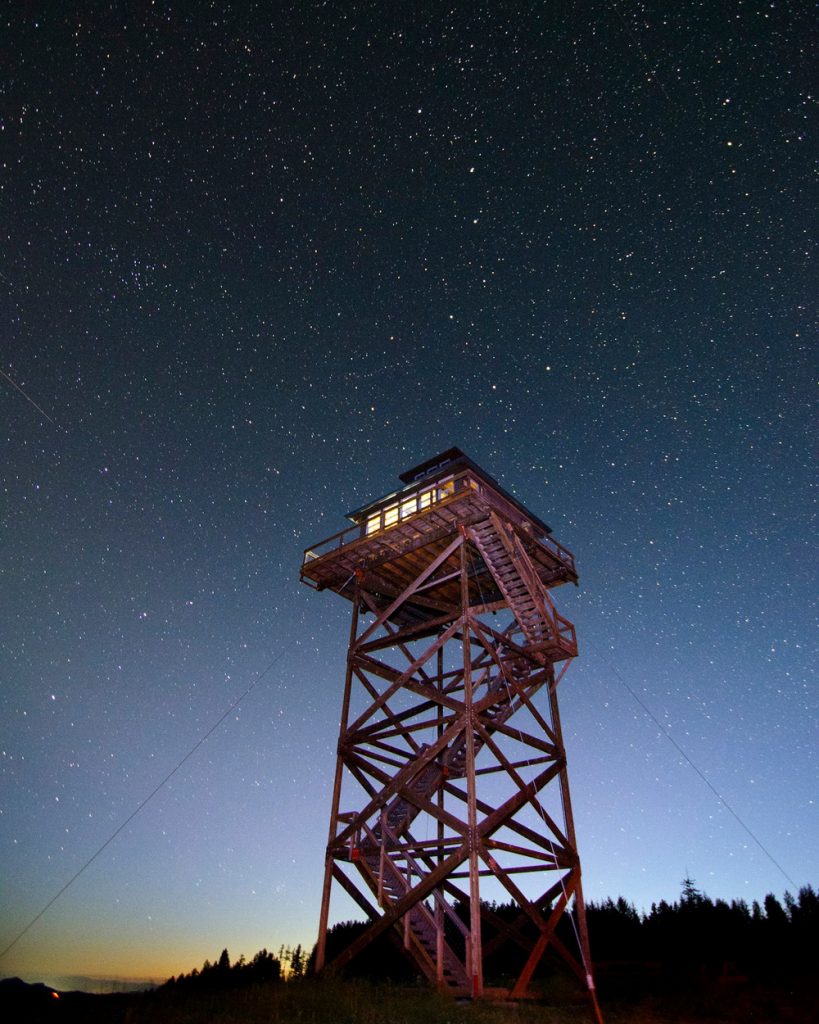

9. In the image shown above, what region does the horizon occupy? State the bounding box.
[2,972,159,994]
[5,878,812,988]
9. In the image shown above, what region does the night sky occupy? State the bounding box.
[2,1,815,988]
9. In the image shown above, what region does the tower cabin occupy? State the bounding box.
[300,448,578,656]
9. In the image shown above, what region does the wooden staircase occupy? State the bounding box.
[372,663,525,845]
[358,843,469,989]
[469,515,577,661]
[355,661,542,986]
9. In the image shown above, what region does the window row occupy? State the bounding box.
[364,479,456,536]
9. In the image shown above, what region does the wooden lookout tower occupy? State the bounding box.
[300,449,601,1014]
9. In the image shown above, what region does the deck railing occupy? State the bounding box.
[301,469,576,576]
[301,469,474,564]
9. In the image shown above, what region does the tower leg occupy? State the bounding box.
[315,583,360,973]
[548,684,602,1022]
[461,541,483,997]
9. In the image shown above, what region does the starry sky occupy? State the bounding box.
[1,0,815,989]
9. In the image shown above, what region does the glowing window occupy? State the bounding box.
[366,514,381,535]
[384,505,399,528]
[400,498,417,519]
[418,489,432,509]
[437,480,455,500]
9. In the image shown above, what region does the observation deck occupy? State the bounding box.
[300,449,577,629]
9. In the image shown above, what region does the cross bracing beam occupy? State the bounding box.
[312,509,601,1019]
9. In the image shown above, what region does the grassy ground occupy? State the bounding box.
[4,974,816,1024]
[117,976,818,1024]
[125,980,591,1024]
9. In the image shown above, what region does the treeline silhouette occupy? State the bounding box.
[313,879,819,990]
[588,879,818,983]
[158,943,306,994]
[157,879,818,996]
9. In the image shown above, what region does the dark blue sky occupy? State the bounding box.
[1,1,814,985]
